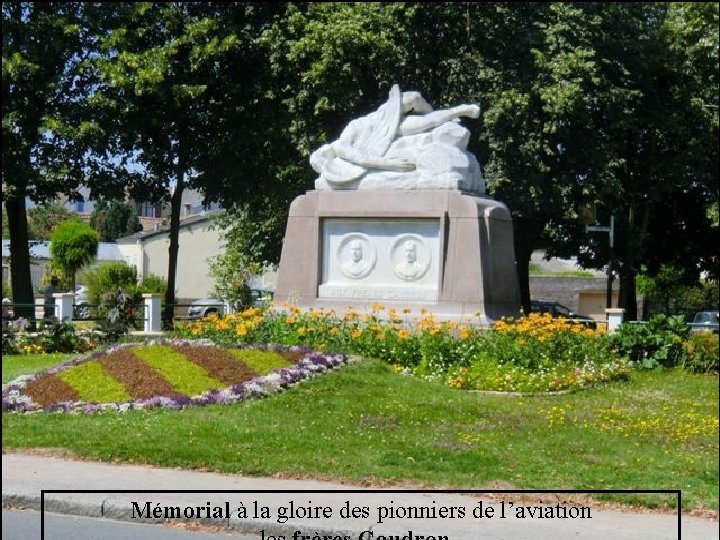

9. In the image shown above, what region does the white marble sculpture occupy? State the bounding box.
[391,236,431,281]
[338,235,375,279]
[310,84,485,193]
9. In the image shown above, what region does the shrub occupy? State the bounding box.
[2,319,99,355]
[97,289,139,341]
[49,219,99,290]
[137,273,167,296]
[82,262,138,306]
[609,314,690,369]
[175,307,627,392]
[682,332,719,373]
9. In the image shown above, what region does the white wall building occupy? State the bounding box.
[116,214,223,300]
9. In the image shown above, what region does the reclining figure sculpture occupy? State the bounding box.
[310,84,484,193]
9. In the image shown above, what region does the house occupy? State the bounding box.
[1,240,127,293]
[116,213,223,302]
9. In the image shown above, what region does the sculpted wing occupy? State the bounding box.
[365,84,402,157]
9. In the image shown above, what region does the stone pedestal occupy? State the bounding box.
[53,292,74,322]
[605,308,626,333]
[142,293,162,333]
[275,190,520,324]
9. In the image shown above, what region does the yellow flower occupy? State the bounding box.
[351,328,362,339]
[396,329,409,339]
[235,324,247,336]
[458,327,470,340]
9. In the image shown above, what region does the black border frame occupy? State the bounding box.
[40,489,682,539]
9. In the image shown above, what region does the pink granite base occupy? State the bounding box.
[275,190,521,324]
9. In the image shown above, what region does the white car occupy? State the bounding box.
[74,285,91,320]
[186,290,273,319]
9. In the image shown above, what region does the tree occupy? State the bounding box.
[91,2,266,325]
[49,219,99,293]
[439,2,718,318]
[573,3,719,318]
[205,3,415,265]
[90,199,141,241]
[2,3,89,315]
[26,201,75,240]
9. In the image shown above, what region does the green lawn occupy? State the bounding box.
[2,353,74,384]
[3,359,717,512]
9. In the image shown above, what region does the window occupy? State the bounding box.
[137,201,159,218]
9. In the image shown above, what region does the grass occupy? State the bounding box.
[528,262,594,277]
[3,358,717,513]
[57,361,131,403]
[2,353,74,384]
[130,344,225,395]
[227,349,292,374]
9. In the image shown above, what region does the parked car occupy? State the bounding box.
[689,311,719,334]
[529,300,597,329]
[73,285,91,320]
[186,289,273,319]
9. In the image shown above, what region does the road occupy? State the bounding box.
[2,509,259,540]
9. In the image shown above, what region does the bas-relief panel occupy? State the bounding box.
[319,219,440,301]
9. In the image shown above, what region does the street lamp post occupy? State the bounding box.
[586,215,615,309]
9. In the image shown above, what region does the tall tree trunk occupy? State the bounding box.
[515,243,532,316]
[513,218,542,315]
[163,173,184,327]
[616,204,648,322]
[5,188,34,319]
[619,267,638,321]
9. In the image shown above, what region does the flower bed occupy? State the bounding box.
[2,338,348,414]
[176,307,630,393]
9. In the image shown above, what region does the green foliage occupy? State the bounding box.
[97,289,138,341]
[610,315,691,370]
[5,364,716,511]
[638,266,719,319]
[81,263,165,331]
[49,219,99,288]
[136,274,167,296]
[226,349,292,375]
[90,199,141,241]
[682,333,720,374]
[130,345,224,396]
[2,277,10,299]
[207,232,261,310]
[82,262,138,306]
[1,353,74,384]
[2,319,100,355]
[177,308,626,393]
[2,3,116,313]
[57,361,131,404]
[4,3,718,320]
[26,201,75,240]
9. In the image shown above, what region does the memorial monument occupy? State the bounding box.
[275,84,520,324]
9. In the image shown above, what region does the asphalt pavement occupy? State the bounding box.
[2,453,718,540]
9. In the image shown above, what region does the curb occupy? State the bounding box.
[2,490,376,538]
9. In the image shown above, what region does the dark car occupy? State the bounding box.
[529,300,597,329]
